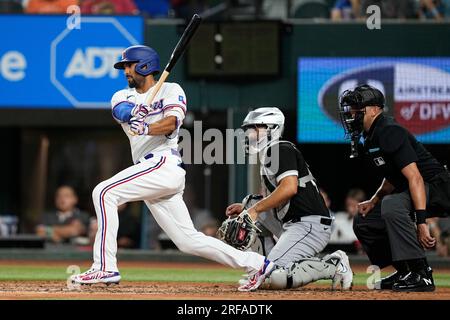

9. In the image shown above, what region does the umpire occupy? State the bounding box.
[339,84,450,292]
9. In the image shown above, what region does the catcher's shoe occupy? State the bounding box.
[238,258,274,292]
[330,250,353,291]
[70,268,121,285]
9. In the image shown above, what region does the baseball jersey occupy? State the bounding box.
[260,141,330,223]
[363,114,446,192]
[111,82,187,163]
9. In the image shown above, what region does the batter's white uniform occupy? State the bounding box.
[90,82,265,273]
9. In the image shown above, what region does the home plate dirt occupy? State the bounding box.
[0,281,449,300]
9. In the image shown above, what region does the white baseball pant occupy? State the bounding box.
[90,153,265,272]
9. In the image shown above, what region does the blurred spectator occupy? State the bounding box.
[89,203,140,248]
[292,0,330,18]
[329,188,365,252]
[319,188,335,216]
[81,0,139,15]
[36,185,90,243]
[360,0,416,19]
[26,0,78,14]
[331,0,361,20]
[0,0,23,13]
[344,188,366,218]
[430,217,450,257]
[0,215,19,236]
[263,0,289,18]
[417,0,445,20]
[191,208,219,237]
[134,0,170,17]
[444,0,450,17]
[264,0,330,19]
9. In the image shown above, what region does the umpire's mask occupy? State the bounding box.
[338,85,385,158]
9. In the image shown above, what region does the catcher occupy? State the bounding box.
[218,107,353,290]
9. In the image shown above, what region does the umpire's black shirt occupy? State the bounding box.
[261,141,330,223]
[363,114,446,192]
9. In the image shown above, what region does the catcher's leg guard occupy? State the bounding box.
[266,256,339,289]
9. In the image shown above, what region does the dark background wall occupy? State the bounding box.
[145,21,450,111]
[1,21,450,226]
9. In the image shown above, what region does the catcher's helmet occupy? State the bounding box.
[241,107,285,154]
[114,45,160,76]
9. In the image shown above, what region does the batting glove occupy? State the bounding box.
[129,117,150,136]
[131,103,151,119]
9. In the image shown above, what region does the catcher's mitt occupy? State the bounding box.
[217,210,261,251]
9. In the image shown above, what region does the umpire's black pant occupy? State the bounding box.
[353,189,428,269]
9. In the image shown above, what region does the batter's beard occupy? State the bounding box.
[127,77,146,90]
[127,78,137,88]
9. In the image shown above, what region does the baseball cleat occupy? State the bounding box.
[238,258,274,292]
[330,250,353,291]
[392,268,435,292]
[70,268,121,285]
[374,271,404,290]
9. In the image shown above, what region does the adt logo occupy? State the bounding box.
[51,17,139,108]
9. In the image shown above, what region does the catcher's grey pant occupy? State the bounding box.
[267,215,332,268]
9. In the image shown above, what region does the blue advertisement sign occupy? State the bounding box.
[298,57,450,144]
[0,15,143,108]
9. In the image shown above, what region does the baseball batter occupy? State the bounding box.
[70,45,273,291]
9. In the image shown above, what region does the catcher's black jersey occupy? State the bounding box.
[363,114,446,192]
[260,141,330,223]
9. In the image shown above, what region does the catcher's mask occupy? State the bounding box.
[338,84,385,158]
[241,107,285,154]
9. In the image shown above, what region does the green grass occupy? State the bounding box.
[0,265,449,287]
[0,265,244,282]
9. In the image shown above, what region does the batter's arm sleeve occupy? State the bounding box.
[111,91,134,123]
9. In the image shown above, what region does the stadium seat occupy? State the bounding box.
[293,0,330,19]
[0,0,23,13]
[134,0,170,17]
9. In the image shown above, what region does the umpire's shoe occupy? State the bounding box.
[392,267,435,292]
[374,271,404,290]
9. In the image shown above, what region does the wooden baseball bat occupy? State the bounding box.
[129,14,202,136]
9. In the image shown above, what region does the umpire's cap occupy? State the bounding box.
[340,84,385,110]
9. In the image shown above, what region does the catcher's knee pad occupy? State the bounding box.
[266,267,289,289]
[266,258,338,289]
